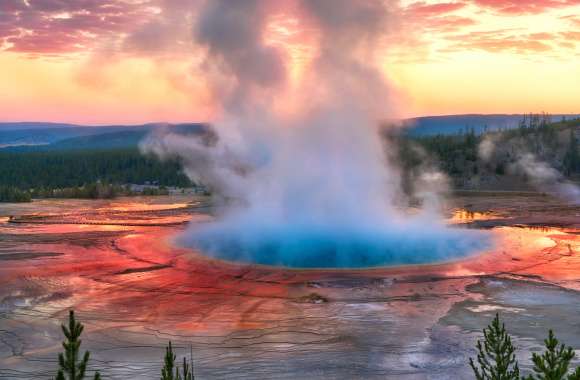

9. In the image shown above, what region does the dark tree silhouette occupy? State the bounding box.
[161,341,193,380]
[470,313,520,380]
[563,128,579,175]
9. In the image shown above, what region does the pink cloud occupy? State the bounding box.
[403,1,475,34]
[405,1,466,16]
[6,32,85,53]
[0,0,159,54]
[473,0,580,15]
[445,30,556,53]
[0,0,29,12]
[422,16,476,32]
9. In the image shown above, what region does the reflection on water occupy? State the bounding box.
[450,209,500,223]
[513,225,564,233]
[102,202,192,213]
[2,197,210,227]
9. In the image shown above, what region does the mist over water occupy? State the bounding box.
[144,0,490,268]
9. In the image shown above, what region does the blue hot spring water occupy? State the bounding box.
[180,219,491,269]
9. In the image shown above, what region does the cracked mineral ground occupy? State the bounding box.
[0,194,579,379]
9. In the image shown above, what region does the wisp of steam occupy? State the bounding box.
[143,0,490,268]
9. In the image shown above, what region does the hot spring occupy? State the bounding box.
[144,0,492,269]
[178,212,491,269]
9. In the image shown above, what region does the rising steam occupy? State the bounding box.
[143,0,488,268]
[478,135,580,205]
[515,153,580,203]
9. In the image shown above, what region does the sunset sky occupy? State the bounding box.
[0,0,579,125]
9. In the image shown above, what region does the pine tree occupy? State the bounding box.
[161,341,193,380]
[55,310,101,380]
[470,313,520,380]
[181,356,193,380]
[162,341,177,380]
[563,128,579,175]
[523,330,580,380]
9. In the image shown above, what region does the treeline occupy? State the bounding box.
[0,186,32,202]
[400,115,580,182]
[0,183,171,203]
[0,116,576,200]
[32,182,169,200]
[0,148,191,190]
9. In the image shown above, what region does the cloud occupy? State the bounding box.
[445,30,556,53]
[421,15,476,32]
[0,0,159,54]
[560,15,580,28]
[473,0,580,15]
[561,31,580,41]
[559,41,576,48]
[1,0,29,12]
[405,1,467,16]
[398,0,580,59]
[0,0,578,86]
[403,1,475,33]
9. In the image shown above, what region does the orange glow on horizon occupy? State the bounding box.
[0,0,578,124]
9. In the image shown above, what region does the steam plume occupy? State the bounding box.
[143,0,488,268]
[513,153,580,204]
[478,135,580,204]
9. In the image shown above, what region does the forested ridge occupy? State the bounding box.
[398,115,580,191]
[0,115,577,202]
[0,148,192,201]
[0,148,191,189]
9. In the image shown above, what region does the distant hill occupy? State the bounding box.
[0,123,208,151]
[404,114,579,136]
[0,124,153,148]
[1,115,579,150]
[0,122,80,131]
[49,130,149,150]
[0,126,138,148]
[50,123,208,151]
[0,122,169,131]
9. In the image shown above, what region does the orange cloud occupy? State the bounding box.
[560,15,580,27]
[404,1,467,15]
[473,0,580,15]
[0,0,579,122]
[443,30,559,53]
[561,31,580,41]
